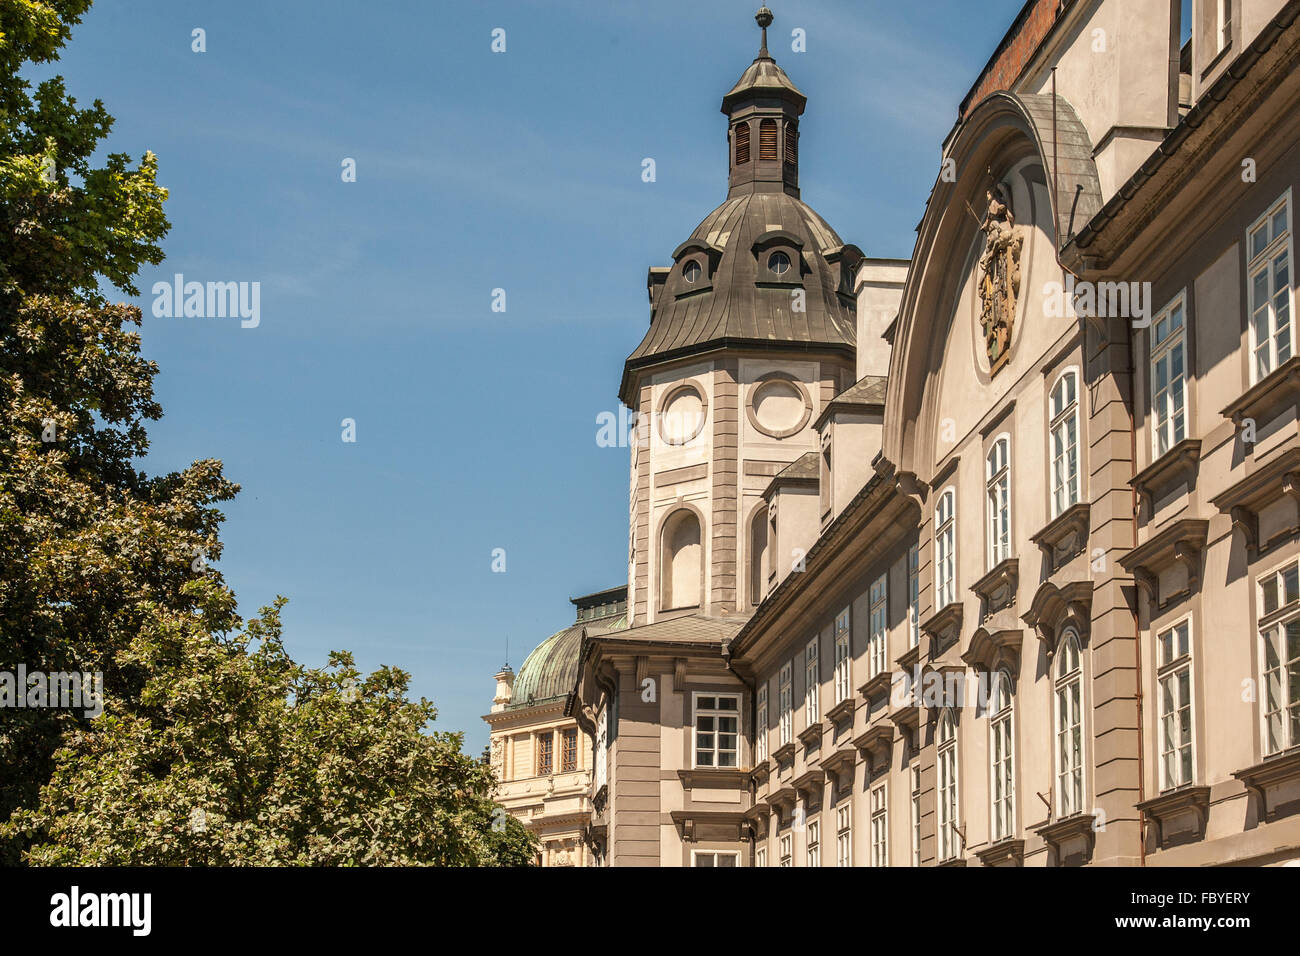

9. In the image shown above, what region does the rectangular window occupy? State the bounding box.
[537,732,553,776]
[910,764,922,867]
[1217,0,1232,52]
[694,694,739,768]
[935,489,957,608]
[778,663,793,747]
[756,684,769,764]
[1151,295,1187,459]
[755,846,766,868]
[560,728,578,772]
[870,782,888,867]
[779,833,792,868]
[986,437,1011,568]
[834,609,851,704]
[806,820,820,868]
[908,544,920,648]
[1248,191,1293,383]
[835,805,851,867]
[1050,372,1081,517]
[868,574,888,677]
[804,638,820,725]
[692,851,738,867]
[1157,620,1194,790]
[1259,559,1300,755]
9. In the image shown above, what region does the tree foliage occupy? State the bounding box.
[0,0,533,865]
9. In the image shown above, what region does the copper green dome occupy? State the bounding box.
[507,589,628,710]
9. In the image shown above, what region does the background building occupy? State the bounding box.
[483,588,626,866]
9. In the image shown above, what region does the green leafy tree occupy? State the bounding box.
[5,598,538,866]
[0,1,533,865]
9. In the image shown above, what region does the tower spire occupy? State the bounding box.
[756,6,773,59]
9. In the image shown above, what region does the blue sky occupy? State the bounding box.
[38,0,1028,753]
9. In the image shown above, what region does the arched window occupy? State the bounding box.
[937,710,959,861]
[1049,371,1081,517]
[1054,629,1084,817]
[660,510,702,610]
[935,488,957,609]
[986,436,1011,568]
[988,670,1015,842]
[749,507,767,609]
[735,121,750,165]
[759,119,778,161]
[784,121,798,165]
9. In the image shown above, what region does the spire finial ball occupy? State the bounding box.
[756,6,774,29]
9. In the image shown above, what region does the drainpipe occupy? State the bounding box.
[724,644,758,866]
[1129,344,1147,866]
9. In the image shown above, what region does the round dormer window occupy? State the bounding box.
[683,260,702,284]
[767,251,791,275]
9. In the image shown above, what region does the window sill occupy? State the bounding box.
[1131,438,1201,516]
[970,557,1019,613]
[1209,446,1300,557]
[1233,747,1300,822]
[1029,502,1090,574]
[974,838,1024,867]
[1117,517,1208,609]
[1136,784,1211,850]
[1221,355,1300,433]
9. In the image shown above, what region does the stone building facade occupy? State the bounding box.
[502,0,1300,867]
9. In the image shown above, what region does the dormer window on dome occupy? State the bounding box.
[753,229,804,286]
[672,239,723,299]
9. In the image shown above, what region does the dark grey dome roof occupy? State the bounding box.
[621,190,859,403]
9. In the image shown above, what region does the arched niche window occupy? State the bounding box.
[759,119,778,161]
[660,509,702,611]
[937,709,959,861]
[1049,370,1081,518]
[988,670,1015,842]
[748,506,767,609]
[784,121,798,165]
[1054,629,1084,817]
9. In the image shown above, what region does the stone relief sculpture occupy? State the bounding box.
[490,736,504,778]
[978,183,1023,375]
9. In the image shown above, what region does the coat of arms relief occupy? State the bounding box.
[977,183,1023,375]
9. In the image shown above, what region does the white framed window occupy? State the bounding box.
[1150,294,1188,459]
[988,670,1015,842]
[692,693,739,769]
[986,435,1011,568]
[833,609,851,704]
[806,819,820,868]
[755,683,769,764]
[937,710,959,861]
[870,782,888,867]
[1157,619,1195,790]
[778,662,793,747]
[779,833,792,868]
[1216,0,1232,52]
[907,544,920,648]
[804,638,820,726]
[910,763,922,867]
[935,488,957,609]
[1248,190,1293,383]
[1259,558,1300,755]
[691,850,739,867]
[835,804,851,867]
[755,846,767,868]
[1050,370,1081,517]
[869,573,888,677]
[1054,630,1085,816]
